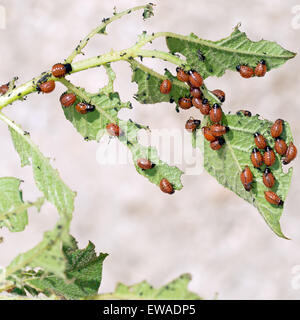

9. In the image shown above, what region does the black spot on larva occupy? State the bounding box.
[120,52,126,57]
[84,136,89,141]
[146,74,150,80]
[197,49,205,61]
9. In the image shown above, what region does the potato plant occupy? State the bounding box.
[0,4,296,299]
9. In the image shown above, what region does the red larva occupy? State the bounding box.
[251,148,263,167]
[263,146,276,167]
[75,102,95,114]
[52,63,72,78]
[202,126,217,142]
[160,178,174,194]
[254,60,267,77]
[210,137,225,150]
[263,167,275,188]
[178,97,192,109]
[240,166,253,191]
[209,103,222,123]
[0,83,9,95]
[236,65,254,78]
[283,142,297,165]
[237,110,252,117]
[192,98,210,115]
[190,87,202,98]
[60,93,76,107]
[210,124,229,137]
[274,138,287,156]
[185,118,201,133]
[264,191,284,206]
[176,67,189,82]
[188,70,203,87]
[106,123,121,137]
[160,79,172,94]
[253,132,267,149]
[137,158,153,170]
[39,80,55,93]
[270,119,283,138]
[211,89,225,102]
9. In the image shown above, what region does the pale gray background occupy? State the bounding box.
[0,0,300,299]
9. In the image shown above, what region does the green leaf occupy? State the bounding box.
[193,113,293,238]
[87,274,202,300]
[119,119,183,191]
[62,89,183,191]
[0,177,28,232]
[131,60,189,109]
[0,112,75,282]
[62,91,131,141]
[27,237,108,299]
[166,27,296,79]
[9,126,75,218]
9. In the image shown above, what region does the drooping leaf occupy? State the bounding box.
[131,60,189,108]
[87,273,202,300]
[0,114,76,281]
[192,113,293,238]
[27,237,108,299]
[119,119,183,191]
[166,27,296,79]
[62,88,183,191]
[9,126,75,218]
[0,177,28,232]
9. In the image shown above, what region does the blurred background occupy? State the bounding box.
[0,0,300,299]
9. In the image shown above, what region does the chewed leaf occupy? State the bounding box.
[119,119,183,191]
[131,60,189,108]
[27,237,108,299]
[193,113,294,238]
[62,88,183,191]
[166,27,296,79]
[0,178,28,232]
[87,273,202,300]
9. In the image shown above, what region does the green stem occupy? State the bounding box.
[66,4,153,63]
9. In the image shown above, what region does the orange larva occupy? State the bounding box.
[236,65,254,78]
[137,158,153,170]
[240,166,253,192]
[211,89,225,102]
[52,63,72,78]
[185,118,201,133]
[251,148,263,167]
[178,97,192,109]
[188,70,203,87]
[264,191,283,206]
[60,93,76,107]
[263,168,275,188]
[283,142,297,165]
[190,87,202,98]
[210,137,225,150]
[210,124,229,137]
[270,119,283,138]
[253,132,267,149]
[0,83,9,95]
[209,103,222,123]
[160,178,174,194]
[75,102,95,114]
[263,146,276,167]
[254,60,267,77]
[192,98,210,115]
[39,80,55,93]
[274,138,287,156]
[202,126,217,142]
[176,67,189,82]
[106,123,121,137]
[160,79,172,94]
[237,110,252,117]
